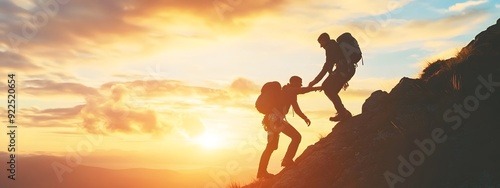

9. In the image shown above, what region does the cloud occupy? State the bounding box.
[14,82,207,137]
[16,76,256,135]
[174,114,205,138]
[0,82,6,91]
[337,0,413,15]
[100,78,258,107]
[201,78,260,108]
[448,0,488,12]
[79,81,216,137]
[0,0,417,54]
[130,0,288,20]
[228,77,260,96]
[31,105,84,121]
[3,0,145,48]
[79,84,167,135]
[19,106,83,127]
[24,72,78,81]
[0,0,290,65]
[101,79,195,97]
[0,51,40,71]
[289,0,412,19]
[345,9,489,50]
[23,80,100,97]
[0,1,27,28]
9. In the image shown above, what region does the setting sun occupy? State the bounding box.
[196,131,223,150]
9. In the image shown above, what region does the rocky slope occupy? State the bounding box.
[245,18,500,188]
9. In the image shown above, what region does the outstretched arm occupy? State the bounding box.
[310,44,338,87]
[308,61,334,87]
[291,101,310,126]
[287,86,322,95]
[308,65,327,87]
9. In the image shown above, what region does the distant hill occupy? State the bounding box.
[0,152,253,188]
[245,18,500,188]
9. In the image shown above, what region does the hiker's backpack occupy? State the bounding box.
[337,32,363,67]
[255,81,282,114]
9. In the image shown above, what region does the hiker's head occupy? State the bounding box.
[289,76,302,87]
[317,33,330,48]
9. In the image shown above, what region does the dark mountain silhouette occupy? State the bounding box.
[245,18,500,188]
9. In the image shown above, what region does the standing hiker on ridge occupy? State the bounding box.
[255,76,320,179]
[308,32,359,122]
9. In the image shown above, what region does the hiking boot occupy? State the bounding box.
[329,110,352,122]
[257,172,274,179]
[281,159,296,168]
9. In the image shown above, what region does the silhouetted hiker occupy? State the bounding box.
[281,76,318,126]
[255,77,321,179]
[308,32,357,122]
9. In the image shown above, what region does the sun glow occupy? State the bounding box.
[196,131,223,150]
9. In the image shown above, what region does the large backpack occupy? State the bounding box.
[337,32,363,67]
[255,81,282,114]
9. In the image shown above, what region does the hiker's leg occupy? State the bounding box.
[323,73,347,112]
[333,69,355,112]
[257,131,279,175]
[257,148,273,175]
[328,70,356,121]
[281,122,301,162]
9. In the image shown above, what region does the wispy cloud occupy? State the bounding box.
[0,51,40,71]
[23,80,100,97]
[345,9,489,50]
[19,106,83,128]
[448,0,488,12]
[0,82,6,91]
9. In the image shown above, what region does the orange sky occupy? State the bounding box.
[0,0,499,186]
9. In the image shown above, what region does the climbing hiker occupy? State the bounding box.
[255,77,321,179]
[308,32,361,122]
